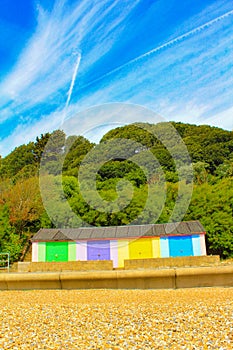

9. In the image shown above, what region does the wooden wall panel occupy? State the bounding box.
[110,240,118,268]
[152,238,161,258]
[160,237,169,258]
[118,240,129,268]
[192,235,202,256]
[76,241,87,261]
[68,242,76,261]
[38,242,46,262]
[32,242,38,262]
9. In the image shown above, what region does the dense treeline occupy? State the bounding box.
[0,122,232,261]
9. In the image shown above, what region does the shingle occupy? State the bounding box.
[164,222,179,234]
[62,229,81,240]
[188,221,205,233]
[128,225,141,237]
[90,227,106,239]
[152,224,166,235]
[116,226,129,238]
[176,222,192,234]
[102,227,115,238]
[31,229,58,241]
[78,228,93,239]
[139,225,154,237]
[53,230,71,241]
[105,227,117,238]
[31,221,205,241]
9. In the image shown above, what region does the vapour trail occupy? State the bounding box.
[65,52,81,110]
[82,9,233,89]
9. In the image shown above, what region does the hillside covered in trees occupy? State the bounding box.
[0,122,232,262]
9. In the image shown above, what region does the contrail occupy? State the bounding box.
[65,52,81,110]
[82,9,233,89]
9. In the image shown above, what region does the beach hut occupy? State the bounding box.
[31,220,206,268]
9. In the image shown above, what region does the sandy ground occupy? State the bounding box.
[0,288,232,349]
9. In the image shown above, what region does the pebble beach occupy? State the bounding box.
[0,288,232,349]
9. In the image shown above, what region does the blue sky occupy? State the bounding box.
[0,0,232,156]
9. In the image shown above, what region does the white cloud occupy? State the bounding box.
[204,107,233,130]
[0,0,232,156]
[0,102,162,156]
[156,100,210,124]
[62,102,164,138]
[0,0,140,119]
[0,109,63,155]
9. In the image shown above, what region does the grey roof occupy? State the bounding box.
[31,221,205,242]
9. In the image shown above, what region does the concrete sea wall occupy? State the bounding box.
[0,265,232,290]
[17,255,220,273]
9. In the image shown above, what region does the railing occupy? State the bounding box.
[0,253,10,273]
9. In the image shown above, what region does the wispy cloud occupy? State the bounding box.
[0,0,232,156]
[65,52,81,110]
[204,106,233,130]
[0,108,63,155]
[69,5,233,129]
[81,9,233,91]
[0,0,140,123]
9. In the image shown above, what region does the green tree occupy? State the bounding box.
[184,177,233,258]
[0,143,35,179]
[33,132,51,163]
[63,136,94,176]
[0,205,23,262]
[2,177,44,233]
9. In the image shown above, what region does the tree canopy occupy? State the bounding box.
[0,122,232,261]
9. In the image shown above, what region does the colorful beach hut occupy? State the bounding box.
[31,220,206,268]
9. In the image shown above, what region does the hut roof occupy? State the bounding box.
[31,221,205,242]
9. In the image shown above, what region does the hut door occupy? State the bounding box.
[129,238,153,259]
[168,236,193,257]
[46,242,68,262]
[87,240,110,260]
